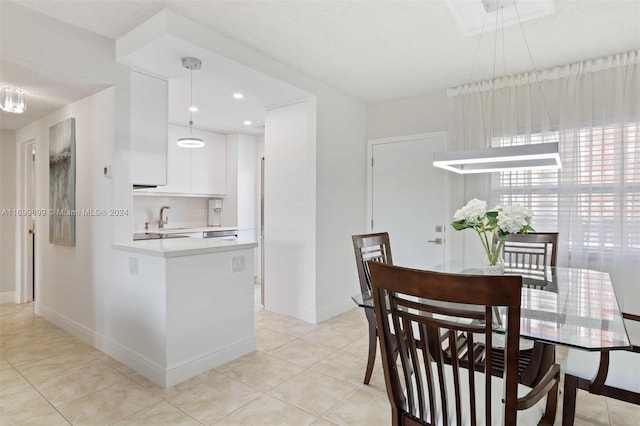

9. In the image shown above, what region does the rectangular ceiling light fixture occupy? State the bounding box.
[433,142,561,174]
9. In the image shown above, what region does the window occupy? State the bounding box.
[492,122,640,262]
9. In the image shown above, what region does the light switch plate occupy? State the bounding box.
[129,257,138,275]
[232,256,245,273]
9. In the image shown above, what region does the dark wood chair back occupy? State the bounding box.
[352,232,394,384]
[368,261,559,426]
[504,232,558,268]
[352,232,393,293]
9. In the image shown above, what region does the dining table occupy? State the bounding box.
[352,260,632,353]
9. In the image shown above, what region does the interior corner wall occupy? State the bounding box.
[0,130,17,300]
[264,100,317,322]
[15,89,115,329]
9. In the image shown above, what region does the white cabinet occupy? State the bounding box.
[130,71,168,186]
[154,124,226,196]
[210,133,227,195]
[165,125,191,193]
[221,133,257,230]
[190,128,212,195]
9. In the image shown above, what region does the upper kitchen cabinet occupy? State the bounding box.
[153,124,226,196]
[191,129,227,195]
[130,71,168,186]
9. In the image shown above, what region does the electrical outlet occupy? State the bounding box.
[129,257,138,275]
[232,256,245,273]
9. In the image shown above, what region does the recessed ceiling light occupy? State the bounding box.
[233,93,244,99]
[189,106,198,112]
[243,120,252,126]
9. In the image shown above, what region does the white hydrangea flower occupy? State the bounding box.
[453,198,487,223]
[497,204,532,234]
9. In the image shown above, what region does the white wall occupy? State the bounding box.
[367,91,448,140]
[0,1,115,84]
[16,88,115,329]
[264,100,317,321]
[314,93,367,321]
[0,130,17,300]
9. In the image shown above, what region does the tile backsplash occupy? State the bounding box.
[132,195,209,231]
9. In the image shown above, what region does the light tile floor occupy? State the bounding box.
[0,295,638,425]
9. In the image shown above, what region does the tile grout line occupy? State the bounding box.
[5,360,74,425]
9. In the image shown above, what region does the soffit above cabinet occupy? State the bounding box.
[120,35,311,136]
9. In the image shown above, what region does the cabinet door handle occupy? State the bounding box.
[428,238,443,245]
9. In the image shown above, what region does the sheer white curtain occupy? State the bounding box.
[448,50,640,313]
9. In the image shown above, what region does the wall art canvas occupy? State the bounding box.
[49,117,76,246]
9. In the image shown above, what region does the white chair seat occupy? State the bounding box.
[390,312,535,351]
[562,348,640,393]
[410,362,547,426]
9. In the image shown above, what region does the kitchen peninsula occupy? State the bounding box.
[112,237,258,388]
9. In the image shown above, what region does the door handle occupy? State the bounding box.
[428,238,443,245]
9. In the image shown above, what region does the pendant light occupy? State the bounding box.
[433,0,561,174]
[177,57,204,148]
[0,86,27,114]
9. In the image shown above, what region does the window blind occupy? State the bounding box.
[492,122,640,260]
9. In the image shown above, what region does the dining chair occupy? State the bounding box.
[352,232,394,384]
[368,261,560,426]
[503,232,558,269]
[497,232,559,387]
[561,312,640,426]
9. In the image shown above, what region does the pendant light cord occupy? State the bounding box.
[489,6,500,145]
[189,68,194,136]
[511,0,559,145]
[467,13,489,85]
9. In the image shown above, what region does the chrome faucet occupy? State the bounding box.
[159,206,170,229]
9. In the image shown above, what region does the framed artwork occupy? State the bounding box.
[49,117,76,246]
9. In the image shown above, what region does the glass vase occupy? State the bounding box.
[482,253,504,275]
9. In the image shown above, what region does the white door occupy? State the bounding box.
[370,134,447,269]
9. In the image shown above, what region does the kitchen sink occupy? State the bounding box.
[133,233,190,241]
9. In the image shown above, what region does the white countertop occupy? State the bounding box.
[113,237,257,258]
[138,226,239,235]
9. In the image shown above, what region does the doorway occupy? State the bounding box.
[259,156,265,307]
[18,140,36,303]
[368,132,448,269]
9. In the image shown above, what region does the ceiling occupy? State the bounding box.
[2,0,639,131]
[0,57,110,130]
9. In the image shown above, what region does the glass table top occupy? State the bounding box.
[352,261,632,352]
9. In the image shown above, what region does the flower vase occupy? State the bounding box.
[482,253,504,275]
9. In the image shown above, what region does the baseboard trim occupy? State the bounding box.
[0,291,16,304]
[35,303,257,388]
[166,337,256,388]
[315,299,356,323]
[36,303,167,386]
